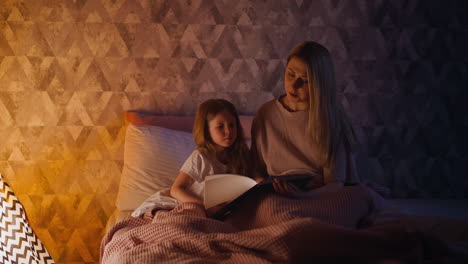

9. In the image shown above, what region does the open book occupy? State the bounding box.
[204,173,314,220]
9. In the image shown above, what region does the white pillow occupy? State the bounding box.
[115,124,196,211]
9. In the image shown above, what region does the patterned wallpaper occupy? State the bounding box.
[0,0,466,262]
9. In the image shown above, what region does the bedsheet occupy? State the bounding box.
[101,186,468,263]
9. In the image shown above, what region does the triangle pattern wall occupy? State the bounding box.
[0,0,467,262]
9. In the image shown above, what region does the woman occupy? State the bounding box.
[251,41,359,198]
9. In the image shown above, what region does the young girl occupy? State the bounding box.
[131,99,250,217]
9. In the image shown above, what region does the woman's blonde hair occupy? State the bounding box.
[287,41,357,167]
[193,99,251,176]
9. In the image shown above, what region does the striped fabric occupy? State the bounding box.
[101,186,408,262]
[0,173,55,264]
[102,186,468,263]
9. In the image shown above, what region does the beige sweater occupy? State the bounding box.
[251,97,359,186]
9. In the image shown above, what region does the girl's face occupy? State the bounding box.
[208,110,238,151]
[284,57,310,110]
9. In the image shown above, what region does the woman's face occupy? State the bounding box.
[284,57,310,110]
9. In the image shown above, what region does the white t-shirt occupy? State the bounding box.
[251,97,359,186]
[179,149,227,198]
[131,149,226,217]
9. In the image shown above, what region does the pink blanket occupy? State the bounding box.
[101,186,468,263]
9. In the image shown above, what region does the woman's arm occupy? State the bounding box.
[300,181,344,198]
[273,178,344,198]
[169,171,204,206]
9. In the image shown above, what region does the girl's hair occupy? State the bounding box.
[193,99,251,176]
[287,41,357,167]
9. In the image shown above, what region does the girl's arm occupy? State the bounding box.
[169,171,204,206]
[253,172,267,183]
[170,171,230,216]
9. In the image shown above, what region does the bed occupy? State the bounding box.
[101,111,468,263]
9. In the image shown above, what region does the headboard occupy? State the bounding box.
[125,111,254,139]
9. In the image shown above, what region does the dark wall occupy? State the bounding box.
[338,0,468,198]
[147,0,468,198]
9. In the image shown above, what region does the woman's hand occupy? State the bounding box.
[272,178,304,199]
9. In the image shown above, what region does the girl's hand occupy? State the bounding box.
[272,178,304,199]
[254,175,266,183]
[205,202,229,217]
[253,173,267,183]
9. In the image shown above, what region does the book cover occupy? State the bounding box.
[204,173,314,220]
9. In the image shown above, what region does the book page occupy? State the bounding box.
[204,174,256,208]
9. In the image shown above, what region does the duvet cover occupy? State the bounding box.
[101,186,468,263]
